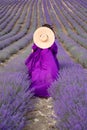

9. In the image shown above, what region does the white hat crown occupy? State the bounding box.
[39,34,48,42]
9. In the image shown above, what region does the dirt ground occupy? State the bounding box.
[24,97,58,130]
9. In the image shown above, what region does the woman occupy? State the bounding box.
[25,24,60,98]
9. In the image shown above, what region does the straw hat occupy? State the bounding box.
[33,27,55,49]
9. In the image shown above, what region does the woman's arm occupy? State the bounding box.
[32,43,38,52]
[50,42,58,55]
[32,49,33,52]
[25,44,35,65]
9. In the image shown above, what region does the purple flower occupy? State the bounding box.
[0,66,35,130]
[49,65,87,130]
[48,38,87,130]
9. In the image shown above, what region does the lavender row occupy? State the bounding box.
[62,0,87,32]
[0,0,37,63]
[0,0,21,19]
[53,0,87,49]
[49,40,87,129]
[0,66,35,130]
[55,0,87,38]
[0,0,32,47]
[0,2,28,40]
[72,0,87,16]
[62,9,87,38]
[0,25,21,41]
[0,4,13,20]
[76,0,87,9]
[0,0,27,30]
[55,0,87,48]
[0,0,30,40]
[46,0,62,29]
[0,4,20,30]
[38,0,44,25]
[42,0,52,25]
[0,7,24,36]
[23,0,34,30]
[18,3,27,25]
[0,5,22,36]
[51,0,72,30]
[0,34,32,63]
[63,9,87,38]
[0,29,27,50]
[67,29,87,49]
[67,0,87,17]
[58,30,87,68]
[0,1,16,14]
[1,1,25,24]
[64,0,87,22]
[0,4,11,17]
[0,0,26,6]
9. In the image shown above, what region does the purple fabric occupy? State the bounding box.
[25,42,60,98]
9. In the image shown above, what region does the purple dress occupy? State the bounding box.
[25,42,59,98]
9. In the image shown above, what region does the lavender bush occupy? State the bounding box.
[49,65,87,130]
[0,65,35,130]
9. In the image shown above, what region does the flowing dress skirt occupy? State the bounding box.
[25,42,59,98]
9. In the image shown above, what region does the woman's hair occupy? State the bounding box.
[42,24,56,39]
[42,24,54,33]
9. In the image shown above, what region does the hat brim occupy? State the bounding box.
[33,27,55,49]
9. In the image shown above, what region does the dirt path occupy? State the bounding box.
[24,97,57,130]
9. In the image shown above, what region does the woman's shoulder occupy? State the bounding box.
[32,43,37,48]
[50,41,58,49]
[32,41,58,51]
[32,43,43,48]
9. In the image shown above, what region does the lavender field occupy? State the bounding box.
[0,0,87,130]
